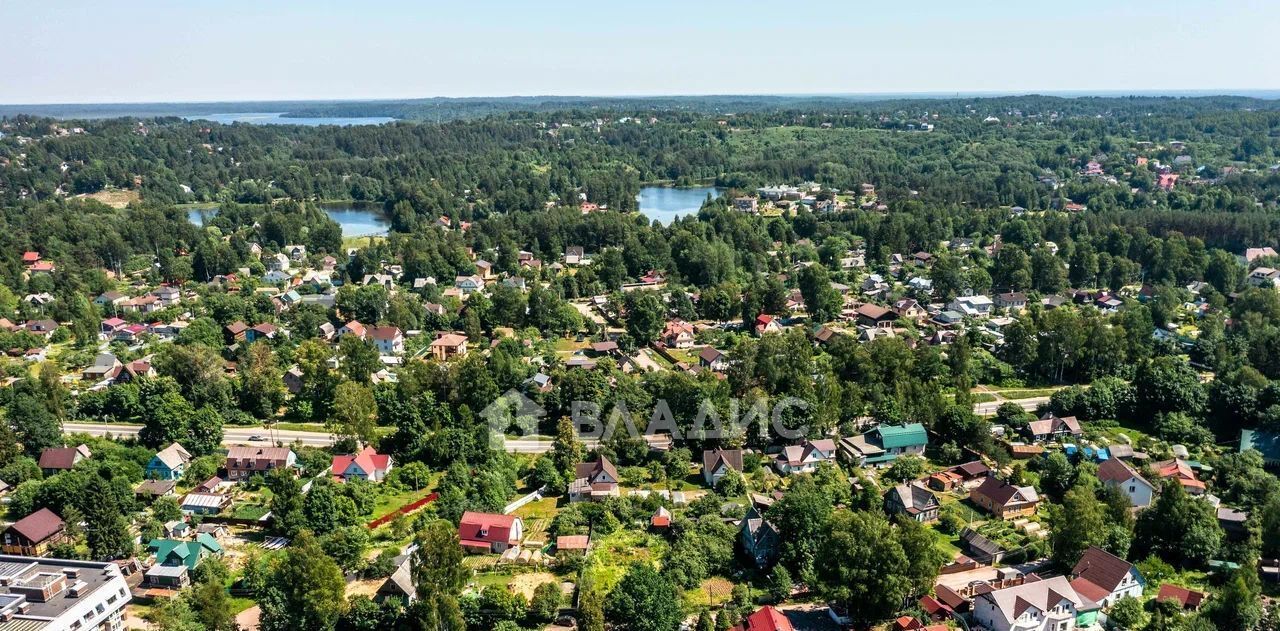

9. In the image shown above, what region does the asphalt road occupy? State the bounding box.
[64,398,1040,452]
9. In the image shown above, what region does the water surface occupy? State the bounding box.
[188,203,389,237]
[186,112,395,126]
[637,186,722,224]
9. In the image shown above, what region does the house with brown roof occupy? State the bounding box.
[702,449,744,487]
[1022,412,1082,443]
[2,508,68,556]
[429,333,469,361]
[556,535,590,555]
[995,292,1028,312]
[884,482,940,523]
[338,320,367,339]
[224,446,296,481]
[38,445,91,476]
[459,511,523,554]
[369,326,405,355]
[1070,546,1144,607]
[970,477,1039,519]
[660,320,695,348]
[698,347,729,372]
[1156,584,1206,610]
[774,439,836,475]
[569,456,620,502]
[1096,458,1155,508]
[854,303,898,329]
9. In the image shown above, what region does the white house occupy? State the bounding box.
[774,439,836,475]
[973,575,1085,631]
[1070,547,1144,607]
[947,295,994,318]
[1096,458,1155,508]
[369,326,405,355]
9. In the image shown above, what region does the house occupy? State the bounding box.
[660,320,695,348]
[1152,459,1206,495]
[972,575,1086,631]
[265,253,291,272]
[1070,547,1144,607]
[1241,429,1280,465]
[331,446,394,483]
[947,461,992,488]
[774,439,836,475]
[2,509,67,556]
[179,492,231,515]
[970,477,1040,519]
[569,457,620,502]
[564,246,587,265]
[224,446,297,481]
[82,353,122,382]
[995,292,1028,311]
[730,606,794,631]
[556,535,590,556]
[740,506,780,567]
[429,333,469,361]
[960,527,1006,564]
[1156,584,1206,610]
[1218,506,1251,540]
[195,476,223,493]
[1096,458,1155,508]
[338,320,367,340]
[699,347,729,372]
[754,314,782,335]
[146,443,192,480]
[145,535,223,587]
[454,275,485,295]
[839,423,928,466]
[651,506,672,530]
[134,479,178,502]
[369,326,405,355]
[947,295,994,318]
[1248,267,1280,288]
[95,291,127,308]
[378,555,416,602]
[284,244,307,261]
[893,299,927,321]
[884,482,940,523]
[151,286,181,307]
[459,512,523,553]
[1244,247,1279,264]
[1023,413,1082,443]
[38,444,91,476]
[702,449,744,487]
[854,303,898,329]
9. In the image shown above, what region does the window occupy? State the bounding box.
[1129,485,1136,493]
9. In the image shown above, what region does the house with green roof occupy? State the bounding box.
[144,535,223,588]
[839,423,928,467]
[1241,429,1280,465]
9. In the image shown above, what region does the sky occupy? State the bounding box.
[2,0,1278,104]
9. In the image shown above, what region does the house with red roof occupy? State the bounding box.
[660,320,695,348]
[331,446,393,483]
[730,606,794,631]
[1156,584,1206,610]
[1152,459,1206,495]
[20,251,40,267]
[369,326,405,355]
[458,511,523,553]
[754,314,782,335]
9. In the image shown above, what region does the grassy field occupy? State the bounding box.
[369,486,438,521]
[683,576,736,609]
[580,529,668,595]
[995,388,1059,400]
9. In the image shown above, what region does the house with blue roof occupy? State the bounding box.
[145,443,192,480]
[1241,429,1280,465]
[839,423,928,467]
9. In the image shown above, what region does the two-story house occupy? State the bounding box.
[839,423,928,467]
[569,456,620,502]
[1096,458,1155,508]
[146,443,192,480]
[970,477,1040,519]
[1070,547,1144,608]
[973,575,1087,631]
[224,446,296,481]
[774,439,836,475]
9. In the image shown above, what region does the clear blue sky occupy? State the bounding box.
[3,0,1277,104]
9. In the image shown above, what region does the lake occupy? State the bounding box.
[186,112,396,126]
[636,186,722,224]
[188,203,390,237]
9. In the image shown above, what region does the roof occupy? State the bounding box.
[855,303,894,320]
[875,423,928,449]
[1072,547,1137,595]
[730,606,794,631]
[557,535,589,550]
[1156,584,1206,609]
[331,446,392,477]
[973,477,1038,507]
[152,443,191,470]
[368,326,402,341]
[887,482,937,513]
[1026,413,1082,437]
[977,575,1083,626]
[1096,458,1149,487]
[951,461,991,478]
[703,449,744,475]
[226,446,293,462]
[180,493,228,509]
[431,333,468,348]
[37,445,88,471]
[575,457,619,484]
[459,511,521,545]
[7,509,63,543]
[698,347,725,364]
[135,479,177,496]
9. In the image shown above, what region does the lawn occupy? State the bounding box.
[513,497,560,521]
[229,488,273,520]
[683,577,736,609]
[996,388,1059,400]
[580,529,668,595]
[369,486,438,521]
[970,393,997,404]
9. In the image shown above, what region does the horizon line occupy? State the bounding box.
[4,88,1280,108]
